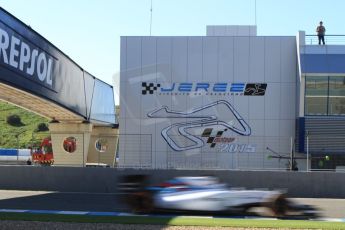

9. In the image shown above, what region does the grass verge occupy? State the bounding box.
[0,213,344,229]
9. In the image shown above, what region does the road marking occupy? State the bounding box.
[0,209,28,213]
[0,209,344,222]
[319,218,345,222]
[54,192,126,195]
[58,211,89,215]
[0,190,125,195]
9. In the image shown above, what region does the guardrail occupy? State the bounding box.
[305,35,345,45]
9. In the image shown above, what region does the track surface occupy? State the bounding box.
[0,190,343,218]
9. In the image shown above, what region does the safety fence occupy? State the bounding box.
[119,133,345,172]
[305,35,345,45]
[0,131,344,172]
[119,134,309,171]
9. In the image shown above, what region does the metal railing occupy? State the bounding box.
[305,35,345,45]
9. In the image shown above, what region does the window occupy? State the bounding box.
[328,76,345,115]
[305,76,345,116]
[305,76,328,115]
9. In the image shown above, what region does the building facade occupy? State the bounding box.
[297,31,345,170]
[119,26,345,170]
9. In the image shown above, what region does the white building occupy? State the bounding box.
[119,26,345,170]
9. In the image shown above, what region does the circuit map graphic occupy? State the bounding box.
[147,100,251,151]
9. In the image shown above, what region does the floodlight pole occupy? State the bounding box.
[149,0,153,36]
[306,131,309,172]
[290,137,293,171]
[16,134,19,161]
[254,0,257,26]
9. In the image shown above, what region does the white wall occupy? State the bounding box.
[206,25,257,36]
[120,36,297,169]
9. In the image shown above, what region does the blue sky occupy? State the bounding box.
[0,0,344,102]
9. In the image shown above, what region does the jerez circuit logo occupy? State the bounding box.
[141,82,267,96]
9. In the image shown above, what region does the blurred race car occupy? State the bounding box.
[119,175,319,218]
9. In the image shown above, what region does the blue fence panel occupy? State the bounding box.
[0,149,18,156]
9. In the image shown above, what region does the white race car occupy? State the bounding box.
[120,175,319,218]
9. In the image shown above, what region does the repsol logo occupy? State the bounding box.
[142,82,267,96]
[0,26,56,88]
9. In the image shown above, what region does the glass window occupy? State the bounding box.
[329,76,345,115]
[305,76,328,115]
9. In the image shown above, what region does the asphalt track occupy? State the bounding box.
[0,190,344,219]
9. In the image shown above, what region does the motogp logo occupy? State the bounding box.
[201,128,235,148]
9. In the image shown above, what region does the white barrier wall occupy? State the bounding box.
[0,149,31,161]
[120,36,298,169]
[0,167,343,198]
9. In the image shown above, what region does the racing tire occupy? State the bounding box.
[132,191,154,214]
[269,195,288,217]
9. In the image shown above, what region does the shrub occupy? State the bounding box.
[36,123,49,132]
[6,114,24,127]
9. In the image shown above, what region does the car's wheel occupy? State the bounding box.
[269,195,288,217]
[132,191,154,214]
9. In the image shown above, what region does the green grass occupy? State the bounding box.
[0,101,49,148]
[0,213,344,229]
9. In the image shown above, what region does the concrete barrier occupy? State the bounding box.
[0,166,343,198]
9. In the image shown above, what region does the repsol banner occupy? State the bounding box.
[0,22,56,89]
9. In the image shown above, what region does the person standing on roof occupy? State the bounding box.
[316,21,326,45]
